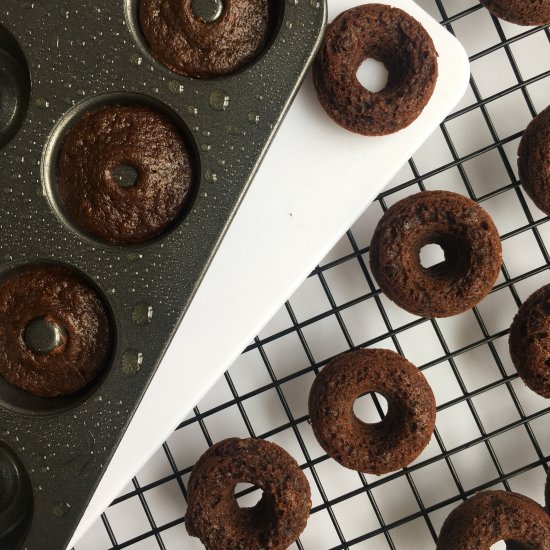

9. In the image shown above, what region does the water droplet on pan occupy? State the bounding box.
[205,170,218,182]
[209,90,230,111]
[168,81,184,94]
[129,53,143,66]
[35,97,49,109]
[132,303,153,326]
[127,252,143,262]
[52,502,70,518]
[121,349,143,375]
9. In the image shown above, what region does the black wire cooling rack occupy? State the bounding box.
[74,1,550,548]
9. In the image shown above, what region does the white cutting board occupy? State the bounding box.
[70,0,469,545]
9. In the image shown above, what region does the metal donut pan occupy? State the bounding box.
[0,1,326,548]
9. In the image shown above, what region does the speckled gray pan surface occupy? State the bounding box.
[0,1,326,548]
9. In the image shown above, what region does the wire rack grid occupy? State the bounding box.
[73,1,550,549]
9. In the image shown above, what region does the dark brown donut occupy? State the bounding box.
[436,491,550,549]
[57,105,194,245]
[186,438,311,550]
[370,191,502,318]
[313,4,438,136]
[546,468,549,511]
[480,0,550,26]
[139,0,273,78]
[509,283,550,398]
[518,106,550,216]
[308,349,436,474]
[0,264,111,397]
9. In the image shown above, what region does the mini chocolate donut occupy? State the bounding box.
[480,0,550,26]
[57,105,194,245]
[370,191,502,318]
[186,438,311,549]
[139,0,274,78]
[436,491,550,549]
[509,283,550,398]
[518,106,550,216]
[313,4,438,136]
[308,349,435,474]
[546,468,550,511]
[0,264,112,397]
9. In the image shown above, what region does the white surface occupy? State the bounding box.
[70,0,470,546]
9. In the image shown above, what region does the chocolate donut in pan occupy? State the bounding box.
[0,264,111,397]
[186,438,311,550]
[313,3,438,136]
[308,349,436,474]
[57,104,194,245]
[140,0,275,78]
[480,0,550,26]
[369,191,502,318]
[436,490,550,549]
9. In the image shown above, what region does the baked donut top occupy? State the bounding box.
[140,0,274,78]
[57,104,194,245]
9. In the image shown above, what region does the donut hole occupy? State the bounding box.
[417,232,472,281]
[234,483,263,508]
[113,163,139,188]
[419,243,445,269]
[353,392,388,424]
[356,58,389,93]
[231,482,277,537]
[190,0,224,22]
[24,317,68,356]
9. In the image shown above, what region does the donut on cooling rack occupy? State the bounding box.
[509,283,550,398]
[185,438,311,549]
[308,349,436,474]
[480,0,550,26]
[369,190,502,318]
[313,3,438,136]
[139,0,275,78]
[57,104,194,245]
[546,469,550,511]
[436,490,550,549]
[518,105,550,216]
[0,264,112,397]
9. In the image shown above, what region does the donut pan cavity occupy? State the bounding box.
[0,1,326,548]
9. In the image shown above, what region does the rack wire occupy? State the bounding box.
[74,1,550,548]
